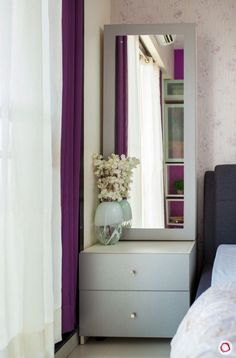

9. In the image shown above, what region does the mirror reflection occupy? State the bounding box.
[115,34,184,229]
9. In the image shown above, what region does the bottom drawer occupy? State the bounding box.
[79,291,189,338]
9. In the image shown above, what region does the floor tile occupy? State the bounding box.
[104,338,170,357]
[68,338,171,358]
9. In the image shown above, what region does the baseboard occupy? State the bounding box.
[55,331,79,358]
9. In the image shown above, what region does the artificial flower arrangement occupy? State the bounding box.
[93,153,140,202]
[92,153,140,245]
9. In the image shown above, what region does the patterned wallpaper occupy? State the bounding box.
[111,0,236,243]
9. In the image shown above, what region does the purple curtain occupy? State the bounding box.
[115,36,128,156]
[61,0,83,333]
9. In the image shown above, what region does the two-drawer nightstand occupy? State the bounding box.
[79,241,196,340]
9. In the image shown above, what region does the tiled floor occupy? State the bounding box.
[68,338,171,358]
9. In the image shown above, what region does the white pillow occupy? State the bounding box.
[212,244,236,287]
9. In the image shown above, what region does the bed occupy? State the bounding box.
[196,165,236,298]
[171,165,236,358]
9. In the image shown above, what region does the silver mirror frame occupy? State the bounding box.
[103,24,196,241]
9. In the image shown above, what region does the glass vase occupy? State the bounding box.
[119,199,132,228]
[94,201,123,245]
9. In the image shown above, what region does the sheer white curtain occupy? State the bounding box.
[127,36,142,227]
[128,37,164,228]
[0,1,62,357]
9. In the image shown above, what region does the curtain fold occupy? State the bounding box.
[128,37,164,228]
[61,0,83,333]
[0,0,62,356]
[115,36,128,156]
[139,58,164,228]
[127,36,142,226]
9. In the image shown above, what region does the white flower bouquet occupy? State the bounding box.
[93,153,140,202]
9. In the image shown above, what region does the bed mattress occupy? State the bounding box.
[171,244,236,357]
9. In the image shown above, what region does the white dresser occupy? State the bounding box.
[79,241,196,339]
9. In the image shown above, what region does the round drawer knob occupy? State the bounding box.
[130,312,137,319]
[130,270,137,276]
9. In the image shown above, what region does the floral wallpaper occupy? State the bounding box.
[111,0,236,246]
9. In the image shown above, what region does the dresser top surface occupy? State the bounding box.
[81,241,195,255]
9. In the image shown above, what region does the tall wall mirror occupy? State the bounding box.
[103,24,196,240]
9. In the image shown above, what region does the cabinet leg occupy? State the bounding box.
[79,336,87,345]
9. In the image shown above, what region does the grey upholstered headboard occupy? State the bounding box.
[215,165,236,246]
[203,165,236,265]
[203,170,215,265]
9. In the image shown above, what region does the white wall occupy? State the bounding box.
[111,0,236,245]
[84,0,111,248]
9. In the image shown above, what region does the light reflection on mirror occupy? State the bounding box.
[115,34,184,229]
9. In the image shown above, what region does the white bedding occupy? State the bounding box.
[212,244,236,287]
[171,284,236,357]
[171,245,236,358]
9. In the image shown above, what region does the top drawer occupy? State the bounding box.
[79,253,191,291]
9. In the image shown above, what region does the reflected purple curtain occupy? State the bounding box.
[174,49,184,80]
[61,0,83,333]
[115,36,128,156]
